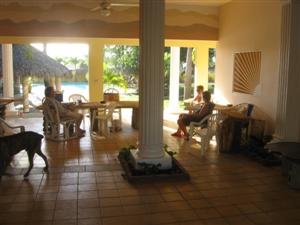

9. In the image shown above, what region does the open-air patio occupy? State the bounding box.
[1,0,300,224]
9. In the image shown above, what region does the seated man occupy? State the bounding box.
[172,91,215,140]
[44,86,85,137]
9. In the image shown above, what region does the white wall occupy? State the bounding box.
[215,0,282,133]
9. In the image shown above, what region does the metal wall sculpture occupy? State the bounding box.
[233,51,261,95]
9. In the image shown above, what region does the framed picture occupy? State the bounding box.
[233,51,261,95]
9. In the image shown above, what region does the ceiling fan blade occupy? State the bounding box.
[111,3,139,7]
[90,6,101,11]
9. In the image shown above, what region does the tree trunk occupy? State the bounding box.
[22,77,30,113]
[184,48,193,99]
[14,75,21,95]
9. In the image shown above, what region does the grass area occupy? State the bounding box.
[121,94,185,109]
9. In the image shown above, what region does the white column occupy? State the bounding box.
[2,44,14,111]
[169,47,180,109]
[275,0,300,141]
[131,0,171,169]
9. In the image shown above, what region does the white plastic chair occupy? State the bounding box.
[189,113,220,155]
[91,102,118,138]
[42,98,79,141]
[0,118,25,137]
[69,94,88,128]
[104,88,122,130]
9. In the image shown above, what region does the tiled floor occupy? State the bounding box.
[0,116,300,225]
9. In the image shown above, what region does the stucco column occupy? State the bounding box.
[55,77,62,92]
[2,44,14,111]
[195,46,209,91]
[275,0,300,141]
[131,0,171,169]
[88,40,104,102]
[169,47,180,109]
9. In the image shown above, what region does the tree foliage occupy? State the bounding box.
[104,45,139,88]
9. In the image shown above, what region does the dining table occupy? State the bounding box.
[37,100,140,131]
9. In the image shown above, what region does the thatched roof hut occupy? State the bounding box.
[0,44,71,78]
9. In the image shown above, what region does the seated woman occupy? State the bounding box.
[172,91,215,140]
[185,85,204,113]
[193,85,204,105]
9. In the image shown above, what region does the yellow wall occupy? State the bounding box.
[215,0,282,133]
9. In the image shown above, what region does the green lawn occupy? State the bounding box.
[120,94,185,109]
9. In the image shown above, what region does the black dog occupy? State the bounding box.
[0,131,49,178]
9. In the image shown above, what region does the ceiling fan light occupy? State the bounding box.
[101,9,111,16]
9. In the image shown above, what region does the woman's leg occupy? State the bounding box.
[171,114,186,136]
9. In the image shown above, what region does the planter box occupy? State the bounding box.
[118,154,190,182]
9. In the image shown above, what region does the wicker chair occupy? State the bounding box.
[42,98,79,141]
[69,94,88,128]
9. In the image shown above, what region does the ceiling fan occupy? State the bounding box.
[91,0,138,17]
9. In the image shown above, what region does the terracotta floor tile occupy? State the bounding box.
[120,196,143,205]
[195,208,222,219]
[236,203,262,214]
[188,199,212,209]
[78,190,98,199]
[78,199,100,208]
[78,207,101,219]
[36,193,58,201]
[162,193,184,202]
[144,202,170,213]
[54,208,77,220]
[79,183,97,191]
[146,212,177,224]
[225,215,256,225]
[57,192,78,200]
[101,206,124,217]
[181,191,203,200]
[8,202,34,212]
[55,200,77,211]
[29,209,54,221]
[98,189,120,198]
[78,218,102,225]
[100,197,122,207]
[122,205,147,215]
[170,209,198,222]
[181,220,205,225]
[141,194,164,204]
[33,200,56,211]
[59,185,78,192]
[215,205,242,217]
[202,218,230,225]
[52,219,77,225]
[166,201,192,211]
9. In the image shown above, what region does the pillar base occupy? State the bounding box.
[130,149,172,170]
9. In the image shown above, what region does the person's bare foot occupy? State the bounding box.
[171,132,183,137]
